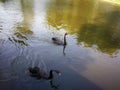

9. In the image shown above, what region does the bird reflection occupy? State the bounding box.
[50,80,59,89]
[63,45,66,56]
[28,67,61,89]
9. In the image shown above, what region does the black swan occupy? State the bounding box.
[52,33,68,45]
[28,67,61,80]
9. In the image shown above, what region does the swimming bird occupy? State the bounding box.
[52,33,68,45]
[28,67,61,80]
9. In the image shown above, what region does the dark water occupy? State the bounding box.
[0,0,120,90]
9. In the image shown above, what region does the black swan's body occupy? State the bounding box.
[28,67,61,80]
[52,33,68,45]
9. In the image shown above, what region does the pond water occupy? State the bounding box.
[0,0,120,90]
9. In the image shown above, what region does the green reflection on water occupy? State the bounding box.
[17,0,33,34]
[8,31,28,46]
[0,0,8,3]
[12,0,34,45]
[77,12,120,54]
[46,0,120,54]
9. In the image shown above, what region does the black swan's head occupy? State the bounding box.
[65,32,68,36]
[52,70,61,76]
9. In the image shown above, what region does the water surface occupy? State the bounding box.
[0,0,120,90]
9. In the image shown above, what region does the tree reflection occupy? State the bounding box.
[46,0,120,55]
[7,0,35,45]
[77,11,120,54]
[16,0,34,34]
[50,80,59,90]
[0,0,8,3]
[46,0,97,32]
[8,32,28,46]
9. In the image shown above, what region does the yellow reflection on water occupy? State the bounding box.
[46,0,97,32]
[16,0,33,34]
[102,0,120,4]
[46,0,120,55]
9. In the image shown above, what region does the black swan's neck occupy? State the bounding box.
[47,70,54,79]
[64,34,67,45]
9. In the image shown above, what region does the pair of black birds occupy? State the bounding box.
[28,33,68,80]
